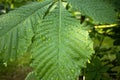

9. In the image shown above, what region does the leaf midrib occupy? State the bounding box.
[56,0,62,78]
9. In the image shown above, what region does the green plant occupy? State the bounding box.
[0,0,117,80]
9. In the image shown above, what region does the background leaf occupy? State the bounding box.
[67,0,117,24]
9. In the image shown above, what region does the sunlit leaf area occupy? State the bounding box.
[0,0,120,80]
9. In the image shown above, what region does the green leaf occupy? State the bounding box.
[0,1,51,61]
[31,1,94,80]
[85,57,109,80]
[67,0,117,24]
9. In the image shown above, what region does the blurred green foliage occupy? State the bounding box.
[81,0,120,80]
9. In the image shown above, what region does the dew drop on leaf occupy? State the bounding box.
[0,27,2,30]
[49,21,53,24]
[12,46,15,49]
[4,46,7,50]
[28,29,31,32]
[50,77,54,80]
[71,69,75,73]
[67,75,70,79]
[61,66,64,69]
[3,62,7,67]
[17,50,20,53]
[42,36,46,41]
[10,58,13,62]
[65,23,68,26]
[48,38,50,41]
[61,68,64,73]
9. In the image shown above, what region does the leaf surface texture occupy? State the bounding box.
[31,1,94,80]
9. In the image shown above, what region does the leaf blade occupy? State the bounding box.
[31,2,94,80]
[0,1,51,61]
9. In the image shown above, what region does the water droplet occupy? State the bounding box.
[3,62,7,67]
[0,27,2,30]
[10,58,13,62]
[48,38,51,41]
[4,46,7,50]
[28,29,31,32]
[17,50,20,53]
[67,76,70,79]
[77,70,81,74]
[61,69,64,73]
[12,46,15,49]
[42,36,46,41]
[50,78,54,80]
[49,21,53,24]
[65,23,68,26]
[71,69,74,73]
[61,66,64,69]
